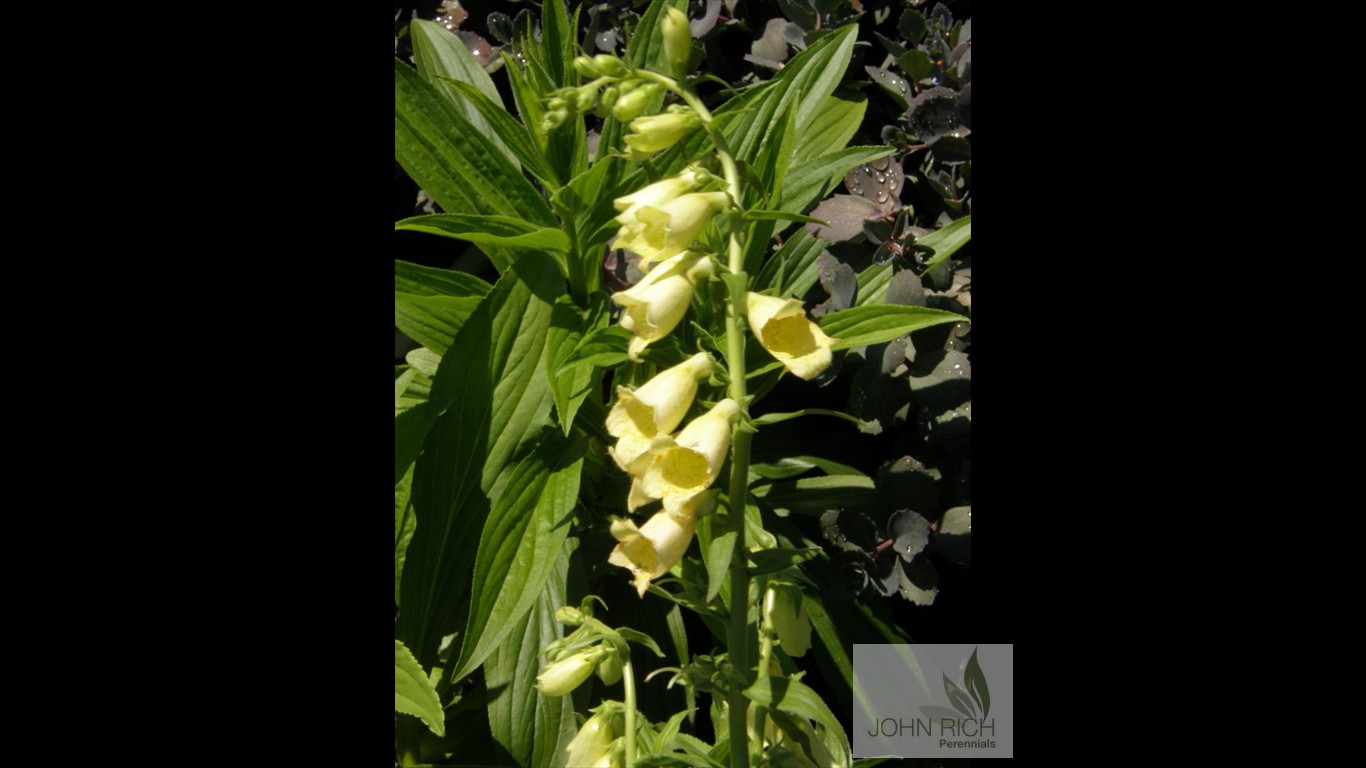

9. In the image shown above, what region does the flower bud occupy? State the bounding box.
[541,109,569,133]
[611,83,657,122]
[595,649,624,686]
[573,55,599,78]
[661,7,692,78]
[536,647,604,696]
[600,86,620,110]
[564,709,618,768]
[624,111,701,163]
[555,605,586,626]
[575,85,598,112]
[593,54,628,78]
[745,293,838,380]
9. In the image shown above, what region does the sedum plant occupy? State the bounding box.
[394,2,971,766]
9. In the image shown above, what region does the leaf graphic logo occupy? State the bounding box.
[943,646,990,720]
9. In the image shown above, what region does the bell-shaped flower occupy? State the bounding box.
[636,399,741,508]
[564,708,619,768]
[536,646,606,697]
[614,168,701,218]
[745,293,838,380]
[612,251,713,360]
[615,190,729,267]
[608,490,718,596]
[606,352,715,470]
[623,111,700,163]
[765,585,812,657]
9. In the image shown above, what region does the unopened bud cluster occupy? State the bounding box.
[537,602,630,696]
[539,10,699,164]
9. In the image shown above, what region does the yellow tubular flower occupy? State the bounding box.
[614,191,729,267]
[637,399,741,508]
[608,490,718,596]
[605,352,715,470]
[623,111,700,163]
[613,168,700,218]
[564,709,618,768]
[745,293,838,380]
[612,252,713,360]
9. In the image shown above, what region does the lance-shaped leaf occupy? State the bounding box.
[397,252,560,669]
[964,647,990,720]
[395,58,556,228]
[395,639,445,737]
[817,305,968,349]
[409,19,518,169]
[485,539,577,767]
[743,676,852,768]
[915,215,971,274]
[394,260,492,356]
[395,214,571,252]
[451,432,585,681]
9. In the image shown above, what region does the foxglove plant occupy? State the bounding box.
[393,2,972,766]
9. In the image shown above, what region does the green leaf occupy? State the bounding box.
[753,91,798,205]
[395,259,494,299]
[696,500,738,603]
[916,215,972,275]
[751,475,878,516]
[775,146,895,218]
[486,539,577,767]
[395,639,445,737]
[436,79,561,187]
[396,466,416,605]
[748,455,867,481]
[395,214,571,253]
[539,0,576,88]
[557,325,632,374]
[747,547,820,575]
[854,260,894,306]
[653,23,859,180]
[451,433,586,681]
[751,409,874,430]
[395,260,492,355]
[818,305,969,349]
[743,676,851,768]
[793,91,867,164]
[964,647,991,720]
[754,228,829,300]
[395,58,555,228]
[409,19,518,169]
[397,251,562,669]
[617,626,667,657]
[547,296,606,436]
[503,51,548,152]
[743,209,826,225]
[395,402,435,485]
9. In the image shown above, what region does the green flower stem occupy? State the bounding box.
[634,68,752,768]
[623,657,638,767]
[753,579,776,763]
